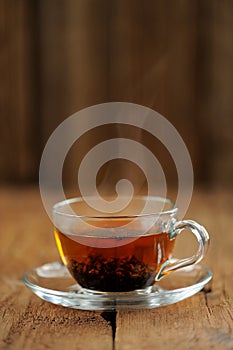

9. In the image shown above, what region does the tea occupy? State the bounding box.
[54,227,176,292]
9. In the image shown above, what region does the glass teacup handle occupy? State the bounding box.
[156,220,210,281]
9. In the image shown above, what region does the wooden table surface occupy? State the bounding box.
[0,186,232,350]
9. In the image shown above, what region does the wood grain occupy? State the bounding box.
[38,0,200,187]
[1,1,232,187]
[0,0,40,182]
[0,187,232,349]
[0,187,112,350]
[115,190,233,350]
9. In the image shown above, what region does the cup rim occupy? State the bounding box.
[52,195,178,219]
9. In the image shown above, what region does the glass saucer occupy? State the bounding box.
[23,261,212,311]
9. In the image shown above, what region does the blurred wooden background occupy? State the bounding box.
[0,0,232,188]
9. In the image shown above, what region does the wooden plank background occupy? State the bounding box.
[0,0,233,187]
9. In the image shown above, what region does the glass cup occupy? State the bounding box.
[53,196,209,294]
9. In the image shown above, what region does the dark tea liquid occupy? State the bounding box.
[54,227,176,292]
